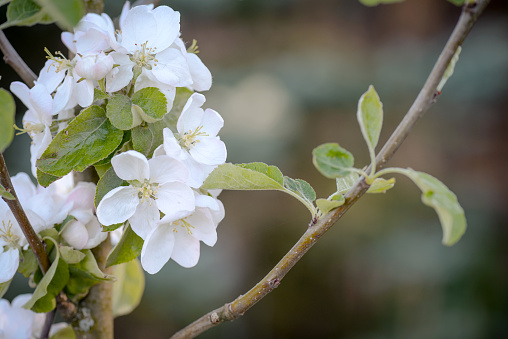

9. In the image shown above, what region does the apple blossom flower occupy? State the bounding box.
[140,192,224,273]
[74,52,114,81]
[0,203,24,284]
[173,38,212,92]
[160,93,227,187]
[106,5,192,97]
[60,182,106,250]
[9,82,54,177]
[96,151,195,238]
[0,294,45,339]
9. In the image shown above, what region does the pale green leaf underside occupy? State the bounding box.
[336,172,360,194]
[358,85,383,151]
[0,88,15,153]
[112,259,145,318]
[437,46,461,91]
[316,196,345,214]
[312,143,355,179]
[367,177,395,194]
[398,168,466,246]
[0,184,15,200]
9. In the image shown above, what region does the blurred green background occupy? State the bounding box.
[2,0,508,338]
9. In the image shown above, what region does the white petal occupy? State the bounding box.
[37,60,66,93]
[11,172,36,205]
[66,182,96,211]
[111,151,150,181]
[61,220,88,250]
[83,217,107,249]
[195,194,219,211]
[177,93,206,134]
[30,126,52,177]
[53,76,74,114]
[156,182,195,220]
[201,108,224,137]
[129,200,159,239]
[182,157,208,189]
[121,6,157,53]
[185,208,217,246]
[148,155,188,184]
[61,32,76,54]
[152,47,192,87]
[188,53,212,92]
[171,231,200,268]
[0,248,19,284]
[162,128,184,159]
[9,81,32,110]
[30,84,53,116]
[75,28,111,55]
[152,6,180,51]
[73,78,94,108]
[141,223,174,274]
[96,186,139,225]
[189,136,227,166]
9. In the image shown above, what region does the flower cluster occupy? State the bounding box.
[9,2,226,275]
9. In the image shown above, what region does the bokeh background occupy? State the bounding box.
[2,0,508,338]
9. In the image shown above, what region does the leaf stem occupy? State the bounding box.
[169,1,490,338]
[0,30,37,87]
[280,189,317,217]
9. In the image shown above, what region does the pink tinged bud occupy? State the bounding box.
[74,52,114,81]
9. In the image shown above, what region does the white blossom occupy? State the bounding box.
[96,151,195,238]
[0,294,44,339]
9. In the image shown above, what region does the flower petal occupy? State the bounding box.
[177,93,206,134]
[152,47,192,87]
[141,223,175,274]
[111,150,150,181]
[201,108,224,137]
[61,220,88,250]
[0,248,19,284]
[188,53,212,92]
[171,231,200,268]
[148,155,188,184]
[152,6,180,51]
[189,136,227,166]
[156,182,195,220]
[96,186,139,226]
[129,200,160,239]
[185,208,217,246]
[121,6,157,53]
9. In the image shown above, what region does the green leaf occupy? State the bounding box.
[0,279,11,299]
[66,249,115,300]
[131,120,166,157]
[316,196,345,214]
[202,163,284,191]
[106,224,143,267]
[164,87,193,127]
[312,143,355,179]
[131,87,167,123]
[93,130,131,166]
[446,0,465,5]
[38,105,124,177]
[1,0,49,29]
[397,169,466,246]
[367,177,395,194]
[95,166,126,208]
[336,172,360,194]
[36,168,61,188]
[49,325,75,339]
[0,89,15,152]
[0,1,13,7]
[359,0,405,6]
[18,248,38,277]
[23,241,69,313]
[33,0,84,30]
[0,183,15,200]
[112,259,144,318]
[106,95,141,130]
[437,46,461,92]
[59,246,86,264]
[93,88,109,102]
[283,176,316,203]
[358,85,383,155]
[94,163,112,178]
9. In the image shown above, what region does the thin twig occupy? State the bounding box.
[169,1,490,338]
[40,309,56,339]
[0,31,37,87]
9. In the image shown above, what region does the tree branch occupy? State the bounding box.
[169,1,490,338]
[0,31,37,87]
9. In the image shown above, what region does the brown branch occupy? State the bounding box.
[0,31,37,87]
[169,1,491,338]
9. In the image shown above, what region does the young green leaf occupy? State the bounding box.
[106,224,143,268]
[107,95,141,130]
[202,163,284,191]
[112,259,145,318]
[38,105,124,177]
[93,130,131,166]
[367,177,395,194]
[33,0,84,30]
[1,0,49,29]
[336,172,360,194]
[358,85,383,157]
[316,196,345,214]
[49,325,75,339]
[131,87,167,123]
[18,249,38,277]
[0,88,15,153]
[312,143,355,179]
[93,88,109,102]
[23,241,69,313]
[131,120,166,157]
[437,46,461,92]
[397,168,466,246]
[36,168,61,188]
[0,184,15,200]
[59,246,86,264]
[283,176,316,203]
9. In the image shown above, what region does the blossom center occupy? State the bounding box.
[180,126,208,149]
[45,48,74,73]
[0,220,20,248]
[137,180,160,204]
[172,219,194,234]
[131,41,158,70]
